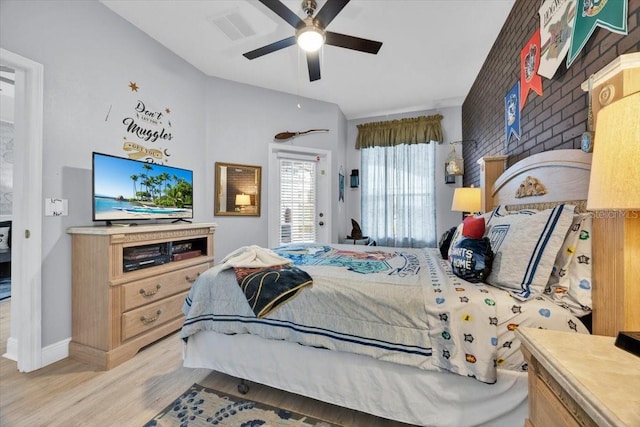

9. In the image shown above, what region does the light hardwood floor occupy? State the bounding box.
[0,300,412,426]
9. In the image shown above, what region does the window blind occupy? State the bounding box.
[279,158,317,243]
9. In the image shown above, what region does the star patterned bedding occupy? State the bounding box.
[181,244,589,383]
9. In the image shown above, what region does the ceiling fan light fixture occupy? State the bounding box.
[244,0,383,82]
[296,24,325,52]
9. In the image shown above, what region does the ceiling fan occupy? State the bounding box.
[243,0,383,82]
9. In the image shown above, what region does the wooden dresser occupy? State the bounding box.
[67,222,215,369]
[517,328,640,427]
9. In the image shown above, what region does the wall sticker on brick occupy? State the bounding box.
[520,29,543,111]
[505,82,521,147]
[566,0,628,67]
[539,0,576,79]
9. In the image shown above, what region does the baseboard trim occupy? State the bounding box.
[2,336,70,368]
[42,337,71,367]
[3,336,18,361]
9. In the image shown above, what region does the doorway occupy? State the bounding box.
[0,48,44,372]
[0,66,13,291]
[268,143,331,247]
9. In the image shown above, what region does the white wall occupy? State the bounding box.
[204,78,347,259]
[346,106,465,241]
[0,79,14,219]
[0,0,467,356]
[0,0,348,349]
[0,0,211,346]
[0,92,14,123]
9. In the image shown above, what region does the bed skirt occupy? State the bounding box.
[183,331,528,427]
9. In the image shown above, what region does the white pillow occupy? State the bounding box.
[0,226,9,251]
[447,206,526,261]
[548,213,593,315]
[447,206,506,258]
[447,206,545,263]
[485,204,575,300]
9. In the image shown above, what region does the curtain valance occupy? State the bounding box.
[355,114,443,149]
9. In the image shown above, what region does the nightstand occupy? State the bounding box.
[517,328,640,427]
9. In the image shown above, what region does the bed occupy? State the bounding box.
[182,149,595,427]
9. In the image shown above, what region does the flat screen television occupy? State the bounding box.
[92,152,193,224]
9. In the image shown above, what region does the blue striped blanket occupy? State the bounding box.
[181,245,500,383]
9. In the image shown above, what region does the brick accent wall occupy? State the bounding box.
[462,0,640,186]
[226,167,258,209]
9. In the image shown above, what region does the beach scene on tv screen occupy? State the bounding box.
[94,154,193,220]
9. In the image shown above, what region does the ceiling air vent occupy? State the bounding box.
[211,12,256,41]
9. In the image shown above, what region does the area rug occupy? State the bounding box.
[0,277,10,301]
[145,383,339,427]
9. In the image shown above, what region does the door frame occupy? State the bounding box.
[1,48,44,372]
[268,143,332,247]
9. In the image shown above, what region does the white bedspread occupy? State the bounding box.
[181,244,589,383]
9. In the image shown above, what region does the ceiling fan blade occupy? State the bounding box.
[243,36,296,60]
[258,0,304,28]
[307,52,321,82]
[325,32,383,54]
[314,0,350,28]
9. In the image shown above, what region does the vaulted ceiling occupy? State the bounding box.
[101,0,515,119]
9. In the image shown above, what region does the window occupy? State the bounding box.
[361,142,436,247]
[279,157,317,243]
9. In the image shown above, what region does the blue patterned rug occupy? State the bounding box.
[145,383,339,427]
[0,277,10,301]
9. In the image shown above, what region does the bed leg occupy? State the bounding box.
[237,379,250,395]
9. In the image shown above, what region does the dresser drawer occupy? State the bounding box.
[121,291,188,341]
[122,264,208,311]
[531,362,598,427]
[531,376,581,427]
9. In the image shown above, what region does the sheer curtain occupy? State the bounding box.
[361,142,436,247]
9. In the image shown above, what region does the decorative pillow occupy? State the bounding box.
[476,206,504,223]
[446,221,465,260]
[0,226,10,251]
[446,205,529,260]
[484,204,575,300]
[548,213,593,315]
[462,216,485,239]
[438,226,457,260]
[449,237,494,283]
[447,207,502,260]
[493,205,540,217]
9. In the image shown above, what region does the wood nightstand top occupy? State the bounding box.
[517,328,640,427]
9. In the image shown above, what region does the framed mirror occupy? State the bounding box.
[215,162,261,216]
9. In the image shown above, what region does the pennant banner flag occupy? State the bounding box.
[520,29,543,110]
[505,81,521,145]
[567,0,628,67]
[539,0,577,79]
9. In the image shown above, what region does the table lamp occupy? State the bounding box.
[235,194,251,212]
[451,187,482,216]
[586,91,639,356]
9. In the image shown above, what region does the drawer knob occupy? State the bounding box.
[140,309,162,325]
[139,284,161,297]
[185,272,201,283]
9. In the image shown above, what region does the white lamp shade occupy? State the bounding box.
[235,194,251,206]
[296,26,325,52]
[587,92,640,210]
[451,187,482,213]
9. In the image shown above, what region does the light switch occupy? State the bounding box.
[45,198,68,216]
